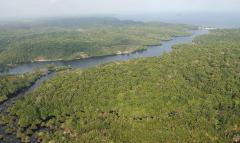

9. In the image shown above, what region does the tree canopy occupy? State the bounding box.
[1,29,239,142]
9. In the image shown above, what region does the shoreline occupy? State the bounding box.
[3,36,189,68]
[1,29,206,75]
[3,46,151,69]
[0,71,50,108]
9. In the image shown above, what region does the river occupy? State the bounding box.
[0,29,208,143]
[5,29,208,75]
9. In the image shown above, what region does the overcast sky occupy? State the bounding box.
[0,0,239,18]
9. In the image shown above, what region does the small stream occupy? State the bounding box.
[0,73,55,143]
[0,29,208,143]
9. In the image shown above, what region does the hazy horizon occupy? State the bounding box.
[0,0,240,18]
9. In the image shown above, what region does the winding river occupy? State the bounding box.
[0,29,208,143]
[5,29,208,75]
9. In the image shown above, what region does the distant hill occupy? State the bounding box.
[0,17,140,28]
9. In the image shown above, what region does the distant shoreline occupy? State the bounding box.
[1,29,206,75]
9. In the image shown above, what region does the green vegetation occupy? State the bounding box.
[0,17,194,71]
[0,72,43,103]
[1,29,240,142]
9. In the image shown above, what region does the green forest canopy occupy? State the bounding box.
[1,29,239,142]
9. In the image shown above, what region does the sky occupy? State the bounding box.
[0,0,240,18]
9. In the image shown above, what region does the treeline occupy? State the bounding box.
[0,17,138,28]
[0,17,195,71]
[1,29,239,142]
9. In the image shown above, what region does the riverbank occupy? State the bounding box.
[2,29,208,75]
[0,74,44,104]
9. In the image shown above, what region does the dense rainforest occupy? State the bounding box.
[0,17,195,71]
[0,29,239,142]
[0,72,43,103]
